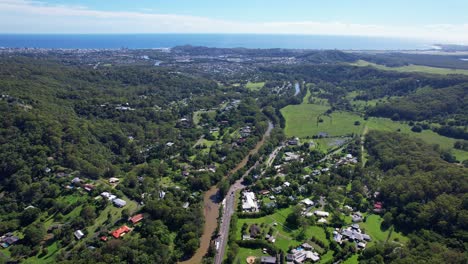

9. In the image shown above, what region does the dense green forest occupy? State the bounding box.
[0,56,270,263]
[360,131,467,263]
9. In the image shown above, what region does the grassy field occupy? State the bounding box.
[281,89,365,139]
[360,215,408,246]
[365,117,467,161]
[245,81,265,91]
[281,92,467,161]
[233,248,269,264]
[281,105,365,138]
[351,60,468,75]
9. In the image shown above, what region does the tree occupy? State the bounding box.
[80,206,97,225]
[381,212,393,230]
[24,224,46,246]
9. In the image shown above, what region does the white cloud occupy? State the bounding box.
[1,0,467,44]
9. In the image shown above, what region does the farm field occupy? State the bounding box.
[351,60,468,75]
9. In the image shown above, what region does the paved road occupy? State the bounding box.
[214,122,273,264]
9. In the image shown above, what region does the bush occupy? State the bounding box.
[411,125,422,133]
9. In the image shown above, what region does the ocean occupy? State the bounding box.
[0,34,430,50]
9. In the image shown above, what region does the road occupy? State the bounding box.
[214,121,273,264]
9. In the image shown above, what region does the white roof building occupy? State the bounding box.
[113,198,127,208]
[242,191,258,211]
[314,210,330,217]
[74,230,84,240]
[301,198,314,207]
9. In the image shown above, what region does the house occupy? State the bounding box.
[301,198,314,207]
[100,236,108,242]
[283,181,291,187]
[284,152,300,162]
[159,190,166,199]
[84,184,95,192]
[288,138,299,145]
[242,192,259,212]
[166,142,175,147]
[182,202,190,209]
[101,192,116,201]
[129,214,144,224]
[374,202,383,213]
[71,177,81,184]
[74,230,85,240]
[289,248,320,263]
[111,225,131,239]
[261,256,277,264]
[314,211,329,217]
[109,177,120,184]
[259,190,270,195]
[333,231,343,243]
[113,198,127,208]
[340,226,371,243]
[0,234,19,248]
[242,234,252,240]
[318,218,328,224]
[302,243,313,250]
[272,186,282,194]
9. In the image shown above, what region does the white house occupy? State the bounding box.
[74,230,84,240]
[314,210,330,217]
[113,198,127,208]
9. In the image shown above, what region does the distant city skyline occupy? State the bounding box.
[1,0,467,44]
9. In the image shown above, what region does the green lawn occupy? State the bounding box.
[351,60,468,75]
[245,81,265,91]
[342,254,359,264]
[319,250,334,264]
[360,215,408,246]
[236,207,333,253]
[234,248,269,264]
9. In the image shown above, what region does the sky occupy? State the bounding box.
[1,0,468,43]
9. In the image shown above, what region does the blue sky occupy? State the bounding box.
[38,0,468,25]
[1,0,468,43]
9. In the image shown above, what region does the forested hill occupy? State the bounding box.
[360,131,467,263]
[1,56,270,263]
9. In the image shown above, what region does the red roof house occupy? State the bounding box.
[111,225,131,239]
[129,214,144,224]
[373,202,383,213]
